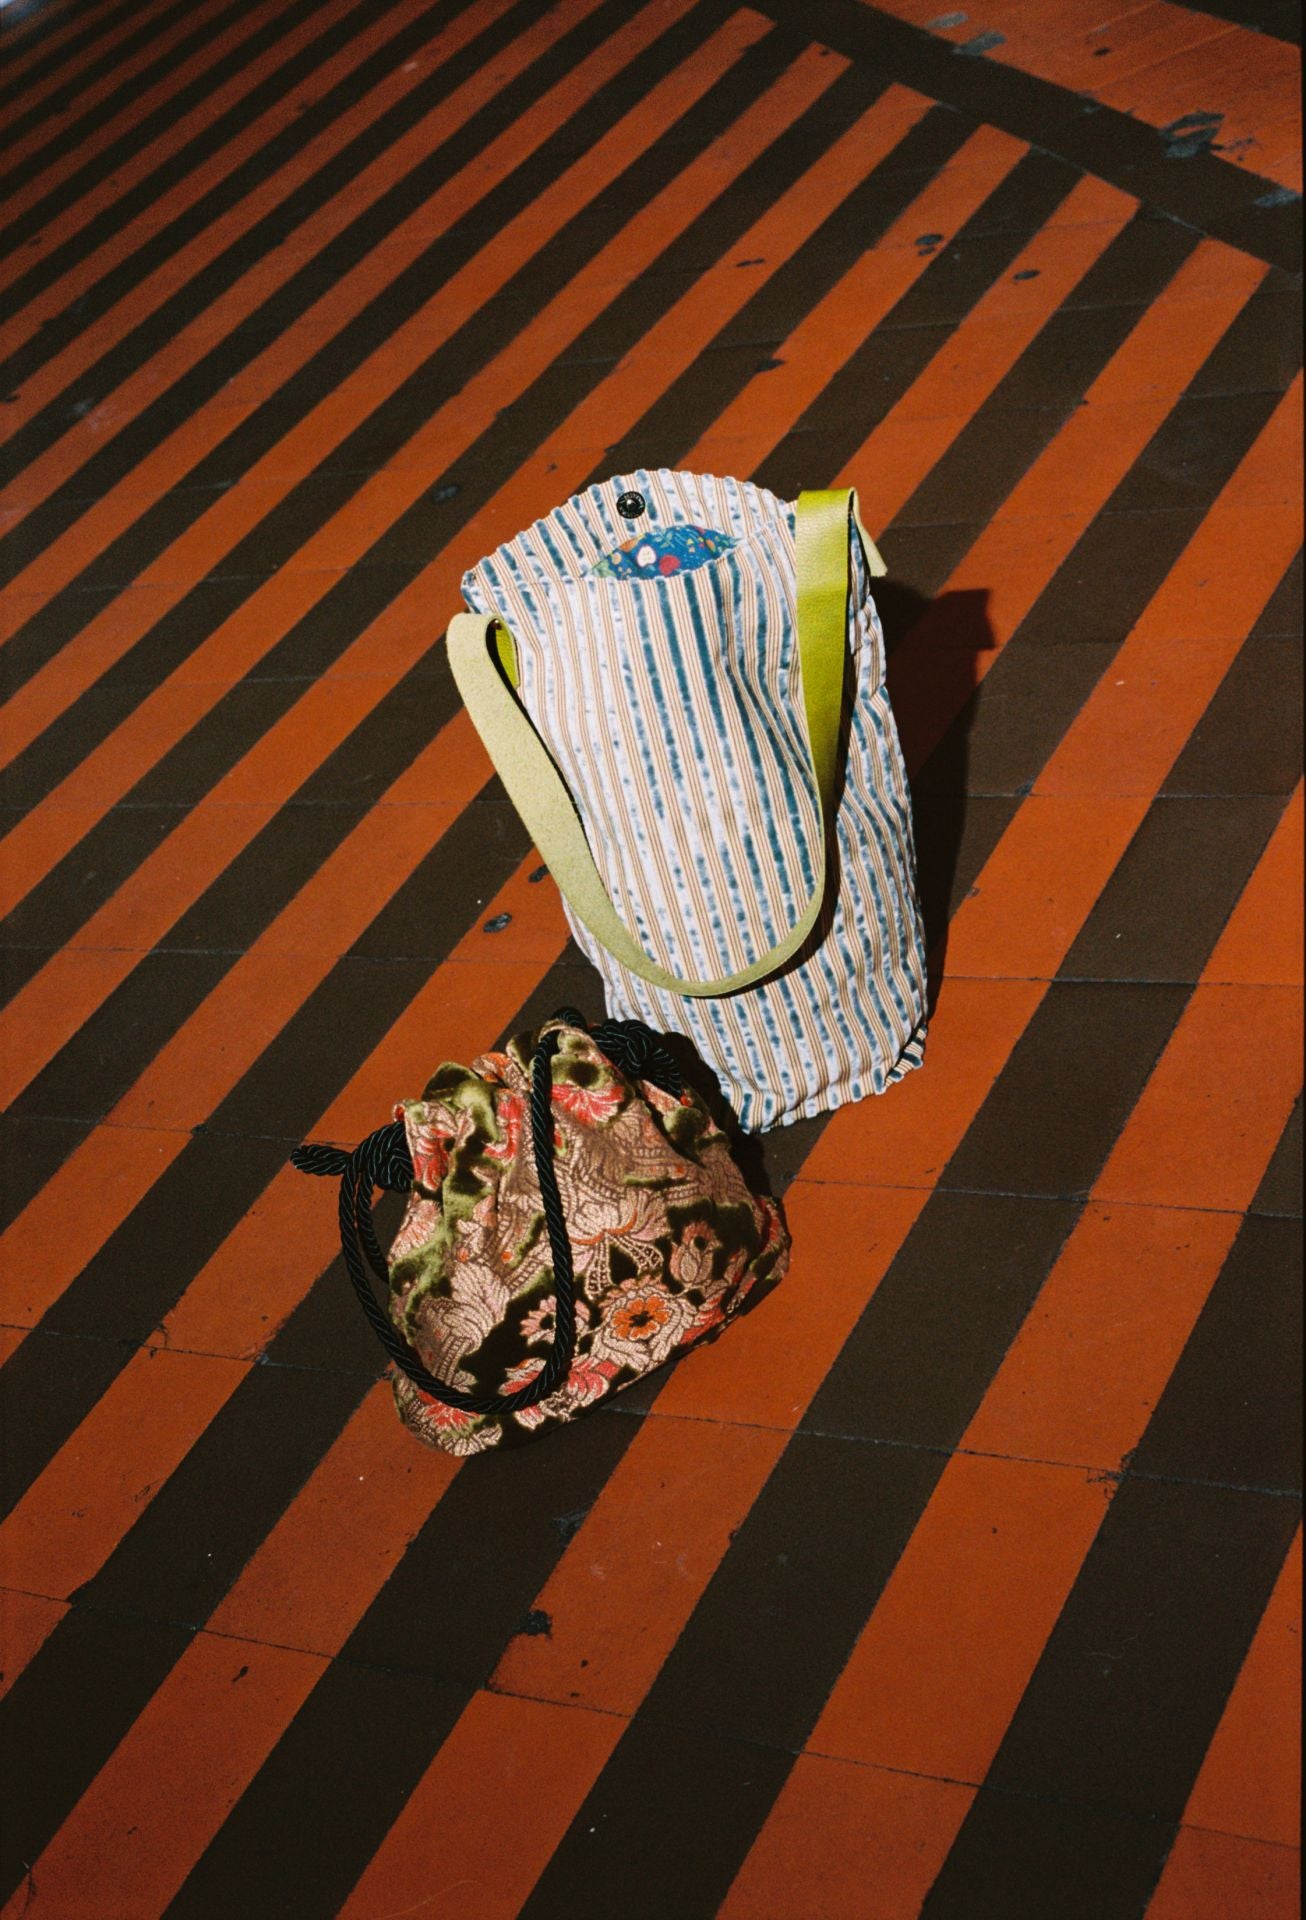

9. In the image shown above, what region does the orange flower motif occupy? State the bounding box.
[679,1298,727,1344]
[405,1117,450,1194]
[503,1353,620,1430]
[553,1078,623,1127]
[474,1051,514,1085]
[592,1277,696,1369]
[484,1092,527,1161]
[610,1288,672,1342]
[413,1392,476,1428]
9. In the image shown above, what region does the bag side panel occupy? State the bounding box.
[461,469,928,1129]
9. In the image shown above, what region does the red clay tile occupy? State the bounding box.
[4,0,447,380]
[0,0,621,529]
[338,1691,623,1920]
[0,842,567,1345]
[0,1590,69,1703]
[871,0,1302,192]
[719,1752,974,1920]
[2,2,1299,1907]
[1096,983,1302,1211]
[1038,633,1246,797]
[1204,787,1304,987]
[2,1125,183,1332]
[1146,1826,1301,1920]
[492,1415,786,1715]
[0,20,824,924]
[964,1202,1243,1469]
[1182,1529,1301,1850]
[3,0,276,202]
[810,1453,1111,1783]
[0,1347,249,1606]
[3,1631,329,1919]
[686,119,1023,472]
[946,794,1149,979]
[208,1383,457,1652]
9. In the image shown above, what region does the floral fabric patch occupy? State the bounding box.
[384,1018,789,1454]
[588,524,738,580]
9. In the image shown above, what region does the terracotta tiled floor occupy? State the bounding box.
[0,1,1300,1915]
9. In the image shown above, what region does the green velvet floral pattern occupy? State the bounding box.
[385,1019,788,1453]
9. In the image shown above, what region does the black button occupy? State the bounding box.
[616,490,646,520]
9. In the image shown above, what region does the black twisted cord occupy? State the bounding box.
[559,1005,682,1100]
[291,1012,680,1417]
[521,1027,575,1405]
[295,1123,450,1400]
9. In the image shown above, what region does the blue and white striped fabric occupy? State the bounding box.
[461,468,927,1132]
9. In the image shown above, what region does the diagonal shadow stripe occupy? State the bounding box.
[748,144,1088,482]
[1060,550,1303,983]
[0,176,1282,1397]
[0,0,436,353]
[163,718,1306,1904]
[0,60,1014,1889]
[513,912,1292,1920]
[0,0,306,221]
[0,0,575,494]
[496,326,1301,1920]
[1252,1091,1302,1219]
[919,1209,1300,1915]
[607,142,1086,465]
[2,647,462,1125]
[753,0,1302,270]
[0,0,142,111]
[0,0,232,167]
[142,336,1302,1920]
[0,27,1297,1906]
[1182,0,1300,46]
[0,783,528,1497]
[0,916,611,1901]
[0,134,1285,1430]
[893,278,1299,858]
[3,404,1296,1920]
[0,36,898,1438]
[0,20,809,985]
[177,753,1296,1920]
[0,113,1077,979]
[768,208,1201,524]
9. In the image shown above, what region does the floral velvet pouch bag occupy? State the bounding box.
[293,1011,788,1455]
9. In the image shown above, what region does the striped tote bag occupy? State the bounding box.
[449,469,927,1132]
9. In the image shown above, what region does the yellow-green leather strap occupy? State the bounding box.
[447,489,884,997]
